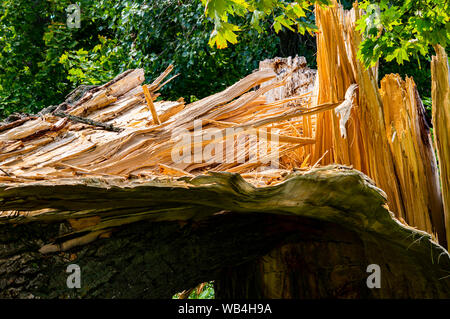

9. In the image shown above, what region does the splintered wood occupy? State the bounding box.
[0,62,322,187]
[313,1,447,247]
[0,1,448,250]
[431,45,450,246]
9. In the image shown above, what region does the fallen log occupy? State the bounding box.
[0,166,449,298]
[0,28,448,298]
[53,112,124,133]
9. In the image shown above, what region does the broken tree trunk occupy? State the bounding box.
[380,75,445,246]
[213,3,450,297]
[0,22,448,297]
[0,166,449,298]
[216,223,448,299]
[431,45,450,247]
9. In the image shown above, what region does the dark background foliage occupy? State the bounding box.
[0,0,435,119]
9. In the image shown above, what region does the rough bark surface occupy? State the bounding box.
[0,166,449,298]
[0,213,310,298]
[312,1,447,247]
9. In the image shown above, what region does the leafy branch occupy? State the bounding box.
[201,0,330,48]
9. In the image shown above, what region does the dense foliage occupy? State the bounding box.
[0,0,447,299]
[173,281,215,299]
[357,0,449,112]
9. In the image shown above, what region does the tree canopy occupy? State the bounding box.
[200,0,330,48]
[201,0,449,64]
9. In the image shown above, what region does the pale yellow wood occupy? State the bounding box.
[142,84,161,125]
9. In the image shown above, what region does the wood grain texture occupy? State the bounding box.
[432,45,450,247]
[0,166,448,298]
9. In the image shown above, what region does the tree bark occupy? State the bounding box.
[431,45,450,247]
[0,213,365,298]
[0,167,449,299]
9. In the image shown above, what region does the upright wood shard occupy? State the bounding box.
[381,75,444,244]
[314,5,366,171]
[142,84,161,125]
[313,1,446,246]
[432,45,450,246]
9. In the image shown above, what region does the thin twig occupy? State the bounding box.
[54,112,124,132]
[0,167,11,177]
